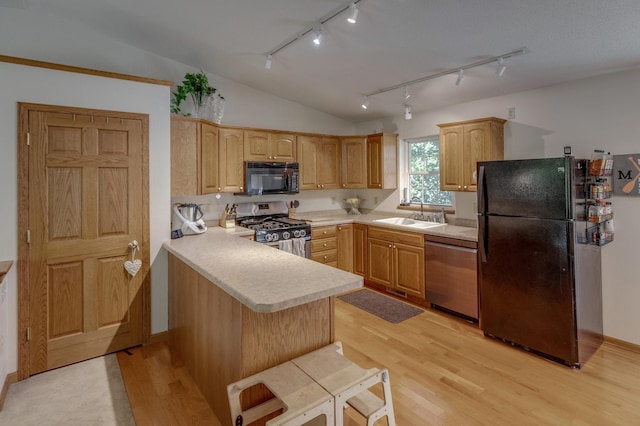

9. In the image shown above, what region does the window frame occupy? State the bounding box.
[405,136,453,207]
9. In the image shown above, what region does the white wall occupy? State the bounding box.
[0,61,171,386]
[356,68,640,345]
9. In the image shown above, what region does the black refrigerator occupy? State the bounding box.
[477,157,603,368]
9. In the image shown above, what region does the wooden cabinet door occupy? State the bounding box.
[200,122,220,194]
[170,117,198,196]
[394,243,425,298]
[463,122,491,192]
[353,224,367,277]
[367,237,394,287]
[341,136,367,188]
[439,125,464,191]
[367,135,383,188]
[219,128,244,192]
[336,224,354,272]
[243,130,269,161]
[271,133,296,162]
[319,137,341,189]
[298,135,319,190]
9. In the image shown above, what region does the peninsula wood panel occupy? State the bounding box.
[170,118,198,195]
[168,253,334,426]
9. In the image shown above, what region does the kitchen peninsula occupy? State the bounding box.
[163,228,363,424]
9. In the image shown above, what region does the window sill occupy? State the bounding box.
[396,205,455,214]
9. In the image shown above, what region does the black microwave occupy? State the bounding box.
[239,162,300,195]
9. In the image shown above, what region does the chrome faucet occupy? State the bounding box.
[410,197,424,220]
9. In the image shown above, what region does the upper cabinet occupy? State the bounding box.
[340,136,367,189]
[438,117,505,192]
[298,135,341,190]
[367,133,398,189]
[170,117,244,196]
[244,131,296,162]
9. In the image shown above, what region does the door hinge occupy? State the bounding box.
[26,229,30,244]
[26,132,30,146]
[26,327,31,342]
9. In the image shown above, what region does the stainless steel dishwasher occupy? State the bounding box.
[425,235,478,321]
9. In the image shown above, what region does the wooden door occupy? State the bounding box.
[218,128,244,192]
[463,122,490,192]
[298,135,319,190]
[18,103,149,377]
[336,224,354,272]
[394,243,425,298]
[341,136,367,188]
[439,125,464,191]
[319,137,341,189]
[243,130,269,161]
[200,122,220,194]
[367,238,393,288]
[270,133,296,162]
[353,224,367,277]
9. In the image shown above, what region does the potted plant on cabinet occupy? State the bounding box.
[170,71,225,122]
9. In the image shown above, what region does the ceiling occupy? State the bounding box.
[7,0,640,122]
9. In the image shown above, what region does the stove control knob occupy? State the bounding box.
[299,229,306,237]
[265,233,273,242]
[271,233,279,241]
[282,231,291,240]
[293,230,300,238]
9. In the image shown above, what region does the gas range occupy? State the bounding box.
[235,201,311,243]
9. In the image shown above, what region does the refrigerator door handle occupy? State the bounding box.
[478,215,488,263]
[477,165,486,214]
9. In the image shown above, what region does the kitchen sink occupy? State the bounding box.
[374,217,445,229]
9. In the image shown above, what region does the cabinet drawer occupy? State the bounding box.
[312,248,337,264]
[311,238,337,252]
[311,225,338,239]
[368,226,423,247]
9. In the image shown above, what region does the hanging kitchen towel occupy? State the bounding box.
[278,239,293,253]
[292,238,306,257]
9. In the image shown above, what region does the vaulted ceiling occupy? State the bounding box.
[6,0,640,122]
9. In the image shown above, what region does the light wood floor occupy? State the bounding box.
[119,293,640,425]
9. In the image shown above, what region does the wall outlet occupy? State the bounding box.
[508,107,516,119]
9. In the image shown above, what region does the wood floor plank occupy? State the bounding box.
[119,291,640,425]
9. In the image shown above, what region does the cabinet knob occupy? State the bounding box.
[457,185,462,189]
[317,184,321,188]
[378,184,382,188]
[323,243,327,247]
[338,227,342,231]
[323,231,327,234]
[240,186,244,191]
[217,187,221,191]
[342,184,346,187]
[273,156,277,159]
[323,255,328,259]
[388,244,392,248]
[321,184,325,188]
[463,185,467,190]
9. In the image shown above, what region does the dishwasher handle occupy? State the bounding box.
[425,241,477,254]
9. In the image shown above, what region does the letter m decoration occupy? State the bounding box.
[613,154,640,196]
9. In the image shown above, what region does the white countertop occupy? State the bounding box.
[163,227,363,313]
[297,212,479,242]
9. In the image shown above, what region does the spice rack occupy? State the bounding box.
[576,155,614,246]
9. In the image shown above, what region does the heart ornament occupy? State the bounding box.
[124,259,142,277]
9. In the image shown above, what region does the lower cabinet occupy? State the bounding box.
[311,225,338,267]
[366,226,425,298]
[311,224,354,272]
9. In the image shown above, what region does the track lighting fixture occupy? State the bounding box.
[404,104,412,120]
[496,58,507,76]
[265,54,273,70]
[312,26,323,46]
[361,47,529,104]
[263,1,364,70]
[361,96,369,109]
[347,3,359,24]
[403,85,410,100]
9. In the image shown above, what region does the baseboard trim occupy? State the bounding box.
[0,372,18,411]
[604,335,640,354]
[148,331,169,345]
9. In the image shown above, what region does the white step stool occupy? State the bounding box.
[226,360,334,426]
[291,342,396,426]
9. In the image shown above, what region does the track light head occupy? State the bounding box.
[361,96,369,110]
[455,69,464,86]
[403,85,410,100]
[404,104,412,120]
[347,3,359,23]
[312,26,323,45]
[496,58,507,76]
[265,54,273,70]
